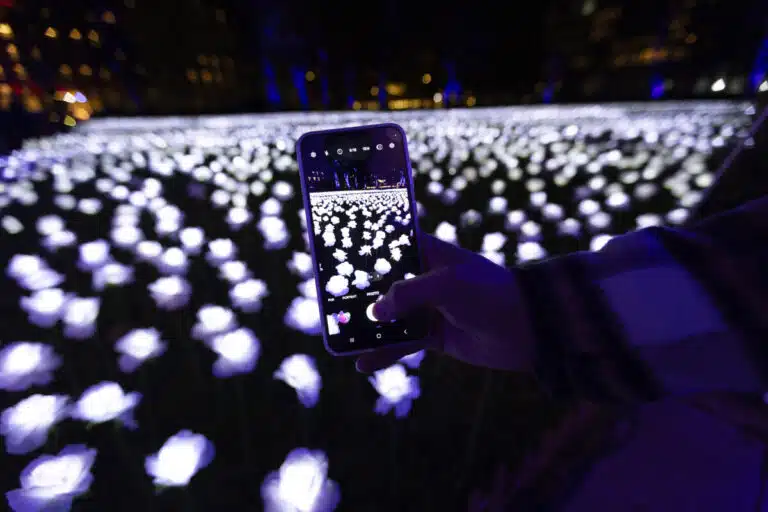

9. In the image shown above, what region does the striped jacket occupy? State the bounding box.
[509,195,768,511]
[518,195,768,403]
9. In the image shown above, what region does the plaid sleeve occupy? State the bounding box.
[516,196,768,403]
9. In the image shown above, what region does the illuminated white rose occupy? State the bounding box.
[274,354,321,408]
[1,394,69,455]
[284,297,321,335]
[434,222,457,244]
[6,445,96,511]
[78,240,111,271]
[42,230,78,252]
[7,255,46,281]
[325,275,349,297]
[230,279,269,313]
[351,270,370,290]
[136,240,164,262]
[261,448,340,512]
[148,275,192,310]
[70,382,141,430]
[17,268,65,292]
[208,328,260,378]
[373,258,392,275]
[219,260,251,283]
[289,252,315,278]
[115,328,167,373]
[369,364,420,418]
[62,297,100,340]
[145,430,214,488]
[92,262,134,291]
[192,305,238,340]
[335,262,354,277]
[206,238,237,265]
[157,247,189,275]
[0,342,61,392]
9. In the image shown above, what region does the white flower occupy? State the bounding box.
[136,240,164,262]
[192,305,237,340]
[289,252,314,278]
[206,238,237,265]
[517,242,547,262]
[17,268,65,292]
[373,258,392,275]
[335,261,354,277]
[7,255,46,281]
[179,227,205,253]
[148,275,192,310]
[115,328,167,373]
[481,232,507,253]
[92,262,134,291]
[208,328,260,378]
[369,364,420,418]
[62,297,100,340]
[262,448,340,512]
[78,240,111,270]
[258,216,290,249]
[70,382,141,430]
[297,279,318,299]
[145,430,214,488]
[434,222,457,244]
[230,279,268,313]
[331,249,347,263]
[20,288,69,328]
[220,260,250,283]
[111,225,143,249]
[325,275,349,297]
[284,297,321,335]
[351,271,370,290]
[0,343,61,392]
[1,394,69,455]
[157,247,189,274]
[6,445,96,512]
[274,354,321,408]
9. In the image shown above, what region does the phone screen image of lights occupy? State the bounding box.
[299,125,429,355]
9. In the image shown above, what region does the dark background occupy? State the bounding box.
[0,1,766,511]
[0,0,767,149]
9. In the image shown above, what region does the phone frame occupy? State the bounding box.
[296,122,429,356]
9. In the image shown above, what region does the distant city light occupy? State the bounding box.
[711,78,726,92]
[433,92,443,103]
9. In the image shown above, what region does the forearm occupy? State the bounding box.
[516,197,768,402]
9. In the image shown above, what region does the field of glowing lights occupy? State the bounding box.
[0,101,756,511]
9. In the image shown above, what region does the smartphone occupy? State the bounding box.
[297,123,430,356]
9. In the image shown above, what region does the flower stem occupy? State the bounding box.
[235,379,250,468]
[390,417,399,507]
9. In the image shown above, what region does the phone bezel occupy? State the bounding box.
[296,122,430,356]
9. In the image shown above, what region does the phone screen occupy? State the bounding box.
[298,124,430,355]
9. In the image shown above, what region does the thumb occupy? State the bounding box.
[373,266,455,322]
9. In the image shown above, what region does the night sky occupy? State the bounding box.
[287,0,552,92]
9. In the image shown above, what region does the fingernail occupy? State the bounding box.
[373,300,391,321]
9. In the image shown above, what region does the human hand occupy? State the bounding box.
[356,234,536,373]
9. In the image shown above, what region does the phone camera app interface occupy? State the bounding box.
[301,127,425,352]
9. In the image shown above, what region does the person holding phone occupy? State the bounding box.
[358,195,768,511]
